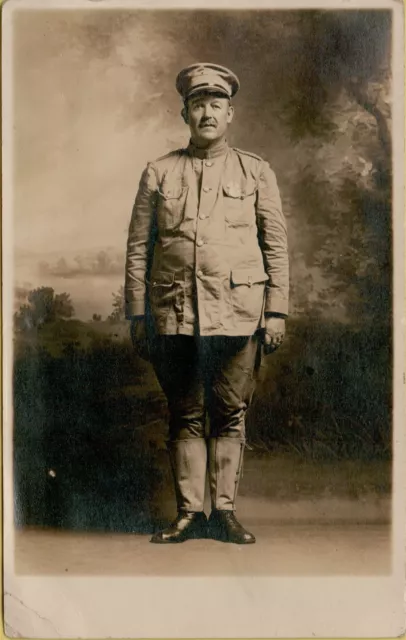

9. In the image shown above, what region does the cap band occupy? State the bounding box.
[176,63,240,100]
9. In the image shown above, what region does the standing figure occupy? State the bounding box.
[125,63,289,544]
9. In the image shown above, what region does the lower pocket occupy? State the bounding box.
[230,268,267,323]
[150,272,185,328]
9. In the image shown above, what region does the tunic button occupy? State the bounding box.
[196,239,204,247]
[199,214,206,220]
[197,270,203,277]
[205,161,213,167]
[202,186,211,193]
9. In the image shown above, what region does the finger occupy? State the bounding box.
[264,335,284,354]
[264,342,278,355]
[264,344,278,355]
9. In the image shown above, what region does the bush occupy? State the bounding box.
[247,318,392,460]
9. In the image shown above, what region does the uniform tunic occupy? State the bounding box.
[125,139,289,337]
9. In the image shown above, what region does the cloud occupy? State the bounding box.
[38,249,125,279]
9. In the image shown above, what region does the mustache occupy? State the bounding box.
[199,119,217,127]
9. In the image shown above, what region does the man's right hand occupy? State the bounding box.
[130,316,150,361]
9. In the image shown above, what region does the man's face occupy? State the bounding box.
[183,92,234,146]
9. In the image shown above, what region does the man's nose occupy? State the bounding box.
[202,104,215,118]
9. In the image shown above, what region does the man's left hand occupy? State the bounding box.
[263,317,286,355]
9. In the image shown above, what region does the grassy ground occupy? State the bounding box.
[241,452,391,499]
[12,317,392,532]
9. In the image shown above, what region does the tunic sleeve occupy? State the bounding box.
[124,163,158,319]
[256,161,289,316]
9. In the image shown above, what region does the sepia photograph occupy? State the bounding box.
[2,0,404,637]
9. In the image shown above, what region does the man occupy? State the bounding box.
[125,63,289,545]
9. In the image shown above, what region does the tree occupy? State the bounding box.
[276,11,392,323]
[92,313,102,322]
[53,292,75,319]
[108,286,125,323]
[14,286,75,331]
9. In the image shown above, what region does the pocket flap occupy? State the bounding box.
[157,185,187,200]
[222,180,257,199]
[151,271,175,287]
[231,268,268,286]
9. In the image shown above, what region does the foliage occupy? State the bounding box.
[108,285,125,323]
[277,12,392,324]
[13,327,164,531]
[14,287,75,331]
[248,318,392,461]
[13,317,392,463]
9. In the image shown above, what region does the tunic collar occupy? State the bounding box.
[187,137,229,159]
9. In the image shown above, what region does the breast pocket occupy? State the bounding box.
[157,184,188,231]
[222,181,257,228]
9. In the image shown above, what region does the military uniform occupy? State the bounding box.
[125,63,289,544]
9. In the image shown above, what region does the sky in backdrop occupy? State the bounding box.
[11,8,389,319]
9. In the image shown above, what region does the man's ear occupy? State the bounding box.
[227,104,234,124]
[181,105,189,124]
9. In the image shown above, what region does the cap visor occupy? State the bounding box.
[186,85,230,99]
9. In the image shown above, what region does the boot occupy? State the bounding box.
[150,510,207,544]
[207,437,255,544]
[151,438,208,543]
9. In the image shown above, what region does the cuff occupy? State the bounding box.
[264,311,288,319]
[264,294,289,316]
[125,299,146,319]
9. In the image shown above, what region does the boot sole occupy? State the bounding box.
[209,535,256,544]
[208,526,256,544]
[150,528,208,544]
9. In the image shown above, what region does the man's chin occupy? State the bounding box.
[199,126,217,133]
[194,130,221,144]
